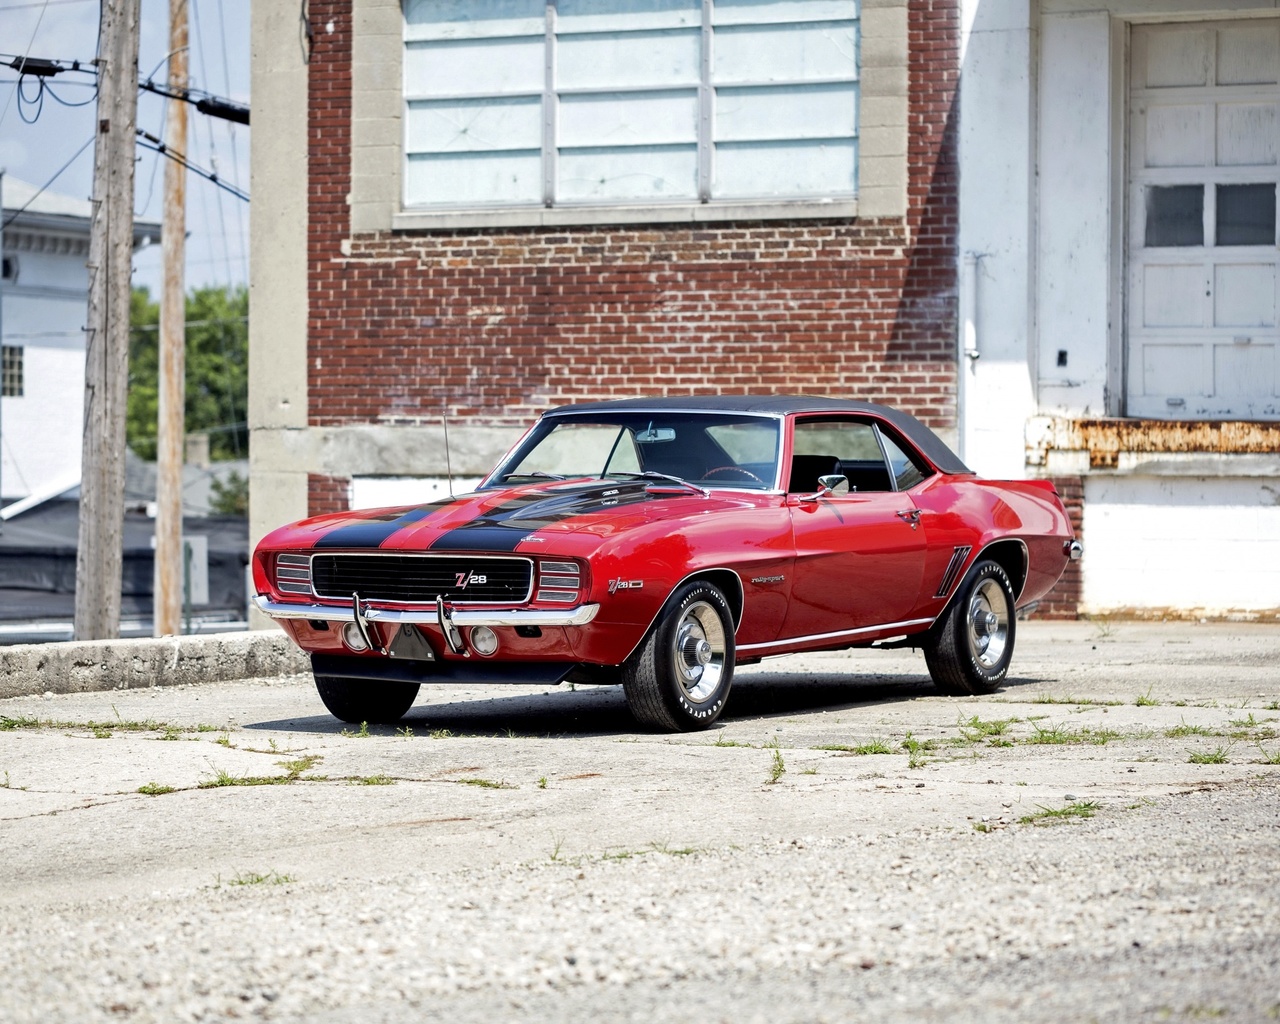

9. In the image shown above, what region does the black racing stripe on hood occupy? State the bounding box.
[312,500,452,550]
[428,481,652,552]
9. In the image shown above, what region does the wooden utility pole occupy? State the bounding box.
[154,0,188,636]
[75,0,141,640]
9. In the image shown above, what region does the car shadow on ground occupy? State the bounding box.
[245,670,1045,739]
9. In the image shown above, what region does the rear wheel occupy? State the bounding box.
[314,674,420,724]
[622,581,735,731]
[923,559,1016,696]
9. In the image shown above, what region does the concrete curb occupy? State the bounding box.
[0,631,311,700]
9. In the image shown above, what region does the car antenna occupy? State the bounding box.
[442,407,455,498]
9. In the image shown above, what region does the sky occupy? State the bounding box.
[0,0,250,298]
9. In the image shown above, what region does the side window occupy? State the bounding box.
[878,430,930,490]
[790,420,892,492]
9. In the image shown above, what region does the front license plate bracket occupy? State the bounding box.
[387,623,436,661]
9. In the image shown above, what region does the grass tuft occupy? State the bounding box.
[766,748,786,784]
[1018,801,1098,825]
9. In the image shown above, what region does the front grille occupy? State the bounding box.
[310,554,533,604]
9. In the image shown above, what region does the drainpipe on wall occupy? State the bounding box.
[957,251,982,463]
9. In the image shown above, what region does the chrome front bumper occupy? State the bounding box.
[252,595,600,628]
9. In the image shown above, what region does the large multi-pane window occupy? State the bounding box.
[403,0,860,210]
[2,345,23,398]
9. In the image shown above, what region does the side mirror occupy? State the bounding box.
[799,475,850,502]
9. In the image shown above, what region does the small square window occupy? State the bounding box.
[1,345,23,397]
[1145,185,1204,247]
[1216,183,1276,246]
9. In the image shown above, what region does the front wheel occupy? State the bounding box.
[314,674,420,724]
[622,581,735,731]
[923,559,1016,696]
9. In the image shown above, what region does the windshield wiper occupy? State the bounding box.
[502,471,568,482]
[608,471,709,497]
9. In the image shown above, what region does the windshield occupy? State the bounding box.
[488,412,782,490]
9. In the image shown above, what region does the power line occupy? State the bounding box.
[0,133,95,229]
[135,129,248,202]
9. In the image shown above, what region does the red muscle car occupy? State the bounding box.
[252,396,1080,731]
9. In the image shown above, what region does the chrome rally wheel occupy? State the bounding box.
[623,581,736,731]
[923,558,1017,696]
[671,599,729,705]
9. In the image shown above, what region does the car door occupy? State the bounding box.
[780,418,929,639]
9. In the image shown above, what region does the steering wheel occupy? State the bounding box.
[702,465,766,485]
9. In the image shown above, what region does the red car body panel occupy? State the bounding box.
[252,398,1077,687]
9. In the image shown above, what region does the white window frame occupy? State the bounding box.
[346,0,907,233]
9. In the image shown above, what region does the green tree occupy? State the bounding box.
[127,285,248,461]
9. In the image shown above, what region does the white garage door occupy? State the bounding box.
[1128,20,1279,419]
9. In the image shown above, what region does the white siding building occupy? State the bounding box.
[959,1,1279,619]
[1,176,158,506]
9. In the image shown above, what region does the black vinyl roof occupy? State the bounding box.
[541,395,972,475]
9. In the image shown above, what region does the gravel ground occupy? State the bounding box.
[1,620,1278,1023]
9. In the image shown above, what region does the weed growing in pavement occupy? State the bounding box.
[352,774,395,786]
[1018,801,1098,825]
[396,726,414,739]
[457,778,515,790]
[1166,721,1214,738]
[215,731,233,748]
[713,735,752,748]
[901,732,935,768]
[199,768,296,789]
[276,755,322,777]
[226,870,296,887]
[1188,746,1231,765]
[1088,616,1115,639]
[1031,695,1123,707]
[340,721,372,739]
[1027,722,1072,744]
[767,748,786,784]
[550,833,566,861]
[92,726,112,739]
[537,776,548,789]
[1255,746,1280,765]
[958,715,1019,743]
[800,767,818,775]
[1135,686,1160,707]
[138,782,176,796]
[650,840,700,856]
[429,728,453,740]
[972,821,994,833]
[813,740,894,755]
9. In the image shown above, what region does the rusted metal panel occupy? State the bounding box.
[1028,417,1280,470]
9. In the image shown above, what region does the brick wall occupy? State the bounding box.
[305,0,960,516]
[307,474,349,519]
[1032,475,1084,619]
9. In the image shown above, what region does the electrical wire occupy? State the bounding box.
[134,129,249,202]
[0,133,95,230]
[0,0,55,131]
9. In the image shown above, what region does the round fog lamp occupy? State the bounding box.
[469,625,499,657]
[341,621,370,652]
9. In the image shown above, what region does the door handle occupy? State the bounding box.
[896,509,921,530]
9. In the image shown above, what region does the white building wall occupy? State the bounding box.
[957,0,1038,479]
[959,0,1280,617]
[1082,475,1280,616]
[1,249,89,502]
[1035,9,1114,419]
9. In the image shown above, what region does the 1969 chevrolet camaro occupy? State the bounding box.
[252,396,1081,731]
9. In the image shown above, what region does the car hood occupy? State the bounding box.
[258,478,761,554]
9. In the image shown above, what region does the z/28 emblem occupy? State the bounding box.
[454,572,488,589]
[608,578,643,594]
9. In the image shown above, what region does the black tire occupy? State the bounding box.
[923,559,1016,696]
[314,674,420,724]
[622,581,735,732]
